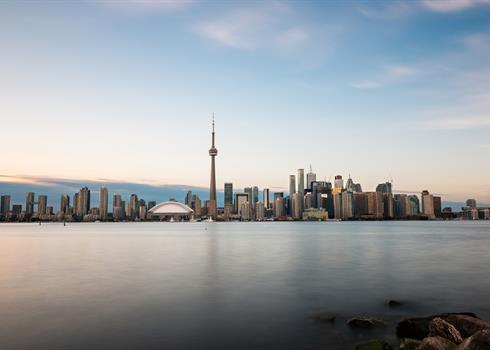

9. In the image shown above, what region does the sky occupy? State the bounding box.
[0,0,489,203]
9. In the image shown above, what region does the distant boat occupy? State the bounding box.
[206,217,214,222]
[170,217,175,223]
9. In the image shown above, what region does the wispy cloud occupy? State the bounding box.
[357,2,415,20]
[99,0,195,13]
[420,115,490,129]
[350,64,418,89]
[420,0,490,13]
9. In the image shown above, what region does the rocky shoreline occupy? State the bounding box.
[312,307,490,350]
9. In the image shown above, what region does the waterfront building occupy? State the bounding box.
[394,194,409,219]
[77,187,90,217]
[263,188,270,208]
[185,191,193,207]
[252,186,259,208]
[38,195,47,215]
[291,192,303,220]
[113,194,122,211]
[26,192,35,215]
[311,181,332,209]
[208,116,218,219]
[46,206,53,215]
[255,201,265,221]
[289,175,296,196]
[139,204,147,220]
[99,187,108,220]
[421,190,435,219]
[12,205,22,214]
[354,192,383,219]
[433,196,442,218]
[60,194,70,214]
[1,195,10,215]
[240,202,252,221]
[244,187,253,207]
[297,169,305,194]
[113,206,125,221]
[147,201,156,210]
[382,193,394,219]
[129,194,139,220]
[341,191,354,220]
[345,175,355,192]
[274,197,285,218]
[224,183,233,208]
[408,195,420,216]
[376,182,392,193]
[235,193,249,216]
[354,183,363,192]
[148,201,194,221]
[466,199,477,208]
[334,175,343,190]
[333,192,342,219]
[479,208,490,220]
[302,208,328,221]
[306,165,316,190]
[304,192,312,209]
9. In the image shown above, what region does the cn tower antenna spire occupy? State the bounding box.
[208,113,218,220]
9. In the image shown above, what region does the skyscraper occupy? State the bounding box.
[38,195,47,215]
[185,191,193,207]
[129,194,138,220]
[235,193,249,216]
[26,192,35,215]
[224,183,233,208]
[99,187,108,220]
[263,188,270,208]
[334,175,343,190]
[289,175,296,196]
[466,199,477,208]
[77,187,90,217]
[60,194,70,214]
[208,115,218,219]
[306,165,316,190]
[252,186,259,208]
[421,190,435,219]
[297,169,305,194]
[1,195,10,215]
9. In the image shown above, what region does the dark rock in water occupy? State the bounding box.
[311,311,336,323]
[347,317,387,329]
[417,336,456,350]
[428,317,463,344]
[396,313,478,340]
[388,300,403,308]
[399,338,422,350]
[354,339,394,350]
[458,329,490,350]
[445,314,490,338]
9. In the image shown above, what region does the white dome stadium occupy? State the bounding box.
[148,201,194,216]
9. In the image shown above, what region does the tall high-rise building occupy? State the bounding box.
[376,182,392,193]
[255,202,265,221]
[433,196,442,218]
[263,188,270,208]
[466,199,477,208]
[289,175,296,196]
[306,165,316,190]
[408,195,420,215]
[99,187,108,220]
[394,194,409,219]
[421,190,435,219]
[333,192,342,219]
[274,197,285,218]
[252,186,259,208]
[235,193,249,216]
[341,191,354,220]
[147,201,156,210]
[297,169,305,194]
[208,115,218,219]
[25,192,35,215]
[224,183,233,208]
[1,195,11,215]
[73,193,80,215]
[334,175,343,190]
[77,187,91,217]
[38,195,47,215]
[60,194,70,214]
[291,192,303,219]
[12,205,22,214]
[244,187,253,209]
[185,191,193,207]
[129,194,138,220]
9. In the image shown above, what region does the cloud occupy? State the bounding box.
[420,0,490,13]
[275,27,310,50]
[420,115,490,129]
[350,64,418,89]
[357,2,415,20]
[99,0,195,13]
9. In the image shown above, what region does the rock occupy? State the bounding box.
[347,317,387,329]
[311,311,336,323]
[396,313,478,340]
[458,329,490,350]
[445,314,490,338]
[417,336,456,350]
[399,338,422,350]
[354,339,394,350]
[388,300,403,308]
[428,317,463,344]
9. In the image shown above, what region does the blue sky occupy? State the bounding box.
[0,0,489,202]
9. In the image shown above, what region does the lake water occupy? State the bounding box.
[1,221,489,349]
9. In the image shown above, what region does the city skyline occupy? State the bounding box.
[1,1,490,202]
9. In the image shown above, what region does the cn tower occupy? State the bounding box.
[208,114,218,219]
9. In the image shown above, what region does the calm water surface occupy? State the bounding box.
[1,221,489,349]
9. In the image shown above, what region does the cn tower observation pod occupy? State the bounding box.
[148,201,194,221]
